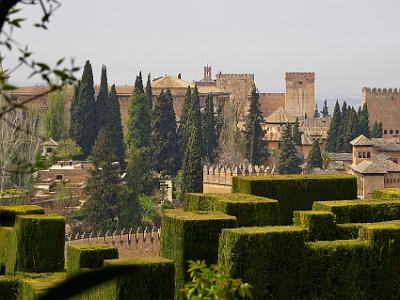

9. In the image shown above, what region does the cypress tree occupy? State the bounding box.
[326,100,341,152]
[292,118,302,146]
[314,104,320,118]
[146,73,153,110]
[371,121,383,138]
[378,122,383,138]
[321,100,329,117]
[306,139,323,171]
[215,102,224,143]
[127,72,151,149]
[70,60,97,158]
[182,126,203,194]
[359,103,370,138]
[184,85,203,158]
[277,123,302,174]
[105,84,125,169]
[177,86,192,149]
[244,85,268,165]
[95,65,109,138]
[202,93,217,164]
[342,107,360,152]
[151,89,180,176]
[69,81,80,139]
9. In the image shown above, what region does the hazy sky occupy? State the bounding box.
[5,0,400,99]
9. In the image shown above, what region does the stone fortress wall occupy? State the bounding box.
[362,87,400,138]
[285,72,315,118]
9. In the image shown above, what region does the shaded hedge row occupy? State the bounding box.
[293,211,336,241]
[232,174,357,224]
[184,193,279,226]
[160,209,237,299]
[218,221,400,300]
[313,199,400,223]
[373,188,400,199]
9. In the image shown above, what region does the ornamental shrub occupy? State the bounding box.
[293,210,336,241]
[373,188,400,199]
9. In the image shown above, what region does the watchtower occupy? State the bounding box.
[285,72,315,118]
[203,65,212,81]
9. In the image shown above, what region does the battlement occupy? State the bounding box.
[285,72,315,80]
[216,72,254,80]
[203,164,271,185]
[362,87,400,94]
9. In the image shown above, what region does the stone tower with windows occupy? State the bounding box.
[285,72,315,118]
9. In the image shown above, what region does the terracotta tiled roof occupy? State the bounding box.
[265,107,296,124]
[152,75,192,89]
[350,135,373,146]
[301,133,314,145]
[351,160,387,174]
[328,152,353,161]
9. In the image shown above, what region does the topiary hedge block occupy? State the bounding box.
[293,210,336,241]
[0,205,44,226]
[0,227,13,274]
[92,257,175,300]
[6,214,65,275]
[160,209,237,299]
[0,276,19,300]
[373,188,400,199]
[336,223,365,240]
[304,240,371,299]
[218,226,306,300]
[184,193,279,226]
[232,174,356,224]
[313,199,400,223]
[18,272,66,300]
[67,244,119,278]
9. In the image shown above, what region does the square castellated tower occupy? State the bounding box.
[285,72,315,118]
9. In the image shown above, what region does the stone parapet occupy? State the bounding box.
[203,164,271,185]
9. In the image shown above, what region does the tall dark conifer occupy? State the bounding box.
[343,107,360,152]
[127,72,151,149]
[277,123,302,174]
[95,65,109,138]
[359,103,370,138]
[151,89,180,176]
[202,93,217,164]
[306,139,323,171]
[321,100,329,117]
[185,86,203,158]
[244,85,268,165]
[70,60,97,158]
[326,100,341,152]
[69,81,80,139]
[314,104,320,118]
[105,84,125,168]
[371,121,383,138]
[292,118,302,146]
[177,86,192,149]
[146,73,153,110]
[182,126,203,193]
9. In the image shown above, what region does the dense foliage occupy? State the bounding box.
[306,139,323,171]
[202,93,218,164]
[276,123,302,174]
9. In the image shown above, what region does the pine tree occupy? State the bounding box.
[182,126,203,194]
[70,60,97,158]
[306,139,323,171]
[321,100,329,117]
[127,72,151,149]
[82,128,140,230]
[314,104,320,118]
[292,118,302,146]
[244,85,268,165]
[326,100,341,152]
[95,65,109,138]
[359,103,370,138]
[151,89,180,176]
[146,73,153,110]
[277,123,302,174]
[105,84,125,169]
[202,93,217,164]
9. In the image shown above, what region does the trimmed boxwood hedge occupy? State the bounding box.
[313,199,400,223]
[0,205,44,226]
[67,244,119,277]
[373,188,400,199]
[293,210,336,241]
[18,272,66,300]
[183,193,279,226]
[160,209,237,299]
[336,223,364,239]
[0,227,12,274]
[232,174,357,224]
[218,226,307,300]
[0,276,19,300]
[6,214,65,275]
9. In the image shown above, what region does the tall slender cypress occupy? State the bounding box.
[146,73,153,110]
[326,100,341,152]
[292,118,302,146]
[69,81,80,139]
[127,72,151,149]
[244,85,268,165]
[314,104,320,118]
[151,89,180,176]
[321,100,329,117]
[359,103,370,138]
[185,86,203,158]
[202,93,217,164]
[105,84,125,169]
[182,126,203,193]
[95,65,109,138]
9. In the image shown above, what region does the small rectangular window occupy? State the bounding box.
[390,130,394,134]
[367,152,371,158]
[55,175,63,180]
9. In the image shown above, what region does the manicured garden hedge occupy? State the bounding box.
[17,272,66,300]
[67,244,119,277]
[0,227,12,274]
[218,226,307,300]
[293,210,336,241]
[6,214,65,274]
[184,193,279,226]
[0,276,18,300]
[160,209,237,299]
[313,199,400,223]
[373,188,400,199]
[336,223,364,239]
[232,174,357,224]
[0,205,44,226]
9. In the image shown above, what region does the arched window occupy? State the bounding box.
[367,152,371,158]
[363,152,366,158]
[384,130,388,134]
[358,152,362,158]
